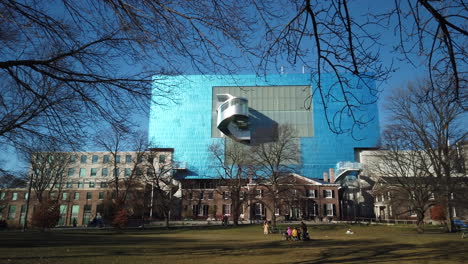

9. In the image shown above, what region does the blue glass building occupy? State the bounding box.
[148,74,379,179]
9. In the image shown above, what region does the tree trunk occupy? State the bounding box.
[271,200,277,228]
[416,212,424,233]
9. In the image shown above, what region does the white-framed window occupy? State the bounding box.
[324,190,333,198]
[222,204,231,216]
[325,204,335,216]
[307,189,316,198]
[198,191,204,200]
[223,191,230,200]
[254,203,265,216]
[275,207,280,216]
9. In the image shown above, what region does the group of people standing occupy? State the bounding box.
[263,220,310,241]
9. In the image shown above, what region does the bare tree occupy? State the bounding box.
[94,128,147,217]
[142,148,177,228]
[0,0,257,161]
[385,81,465,232]
[250,124,301,228]
[208,140,250,226]
[28,151,71,203]
[371,128,439,233]
[254,0,467,134]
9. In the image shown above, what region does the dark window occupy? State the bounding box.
[103,155,110,163]
[92,155,99,163]
[80,155,87,163]
[86,192,92,200]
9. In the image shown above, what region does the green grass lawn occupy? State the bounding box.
[0,224,466,264]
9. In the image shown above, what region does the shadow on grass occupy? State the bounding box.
[1,225,466,263]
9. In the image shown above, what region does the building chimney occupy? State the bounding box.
[329,168,335,183]
[323,172,328,182]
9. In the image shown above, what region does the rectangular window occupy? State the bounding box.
[125,168,131,177]
[192,204,200,217]
[222,204,231,216]
[255,189,263,198]
[324,190,333,198]
[99,192,104,200]
[90,168,97,177]
[70,155,77,163]
[0,192,5,200]
[115,155,121,163]
[208,192,214,200]
[102,168,108,177]
[79,168,86,177]
[8,205,17,220]
[70,205,79,226]
[12,192,18,201]
[255,203,264,216]
[125,155,132,163]
[275,207,280,216]
[307,189,316,198]
[20,205,27,225]
[325,204,335,216]
[68,168,74,177]
[198,192,204,200]
[24,193,29,200]
[92,155,99,163]
[80,155,87,163]
[62,192,68,200]
[66,182,73,188]
[49,192,56,199]
[58,205,67,226]
[77,182,84,188]
[74,192,80,200]
[89,182,95,188]
[159,155,166,163]
[103,155,110,163]
[100,182,108,188]
[86,192,92,200]
[114,168,119,177]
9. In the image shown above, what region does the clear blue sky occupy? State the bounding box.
[0,1,450,173]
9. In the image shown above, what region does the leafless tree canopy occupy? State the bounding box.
[251,124,301,227]
[208,140,250,226]
[0,0,256,150]
[254,0,466,132]
[29,151,71,203]
[383,80,465,232]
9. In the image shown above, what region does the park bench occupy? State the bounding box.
[454,219,468,239]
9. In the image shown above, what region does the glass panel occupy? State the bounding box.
[92,155,99,163]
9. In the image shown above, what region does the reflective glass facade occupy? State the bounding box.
[148,74,379,179]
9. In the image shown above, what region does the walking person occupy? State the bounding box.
[263,220,269,235]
